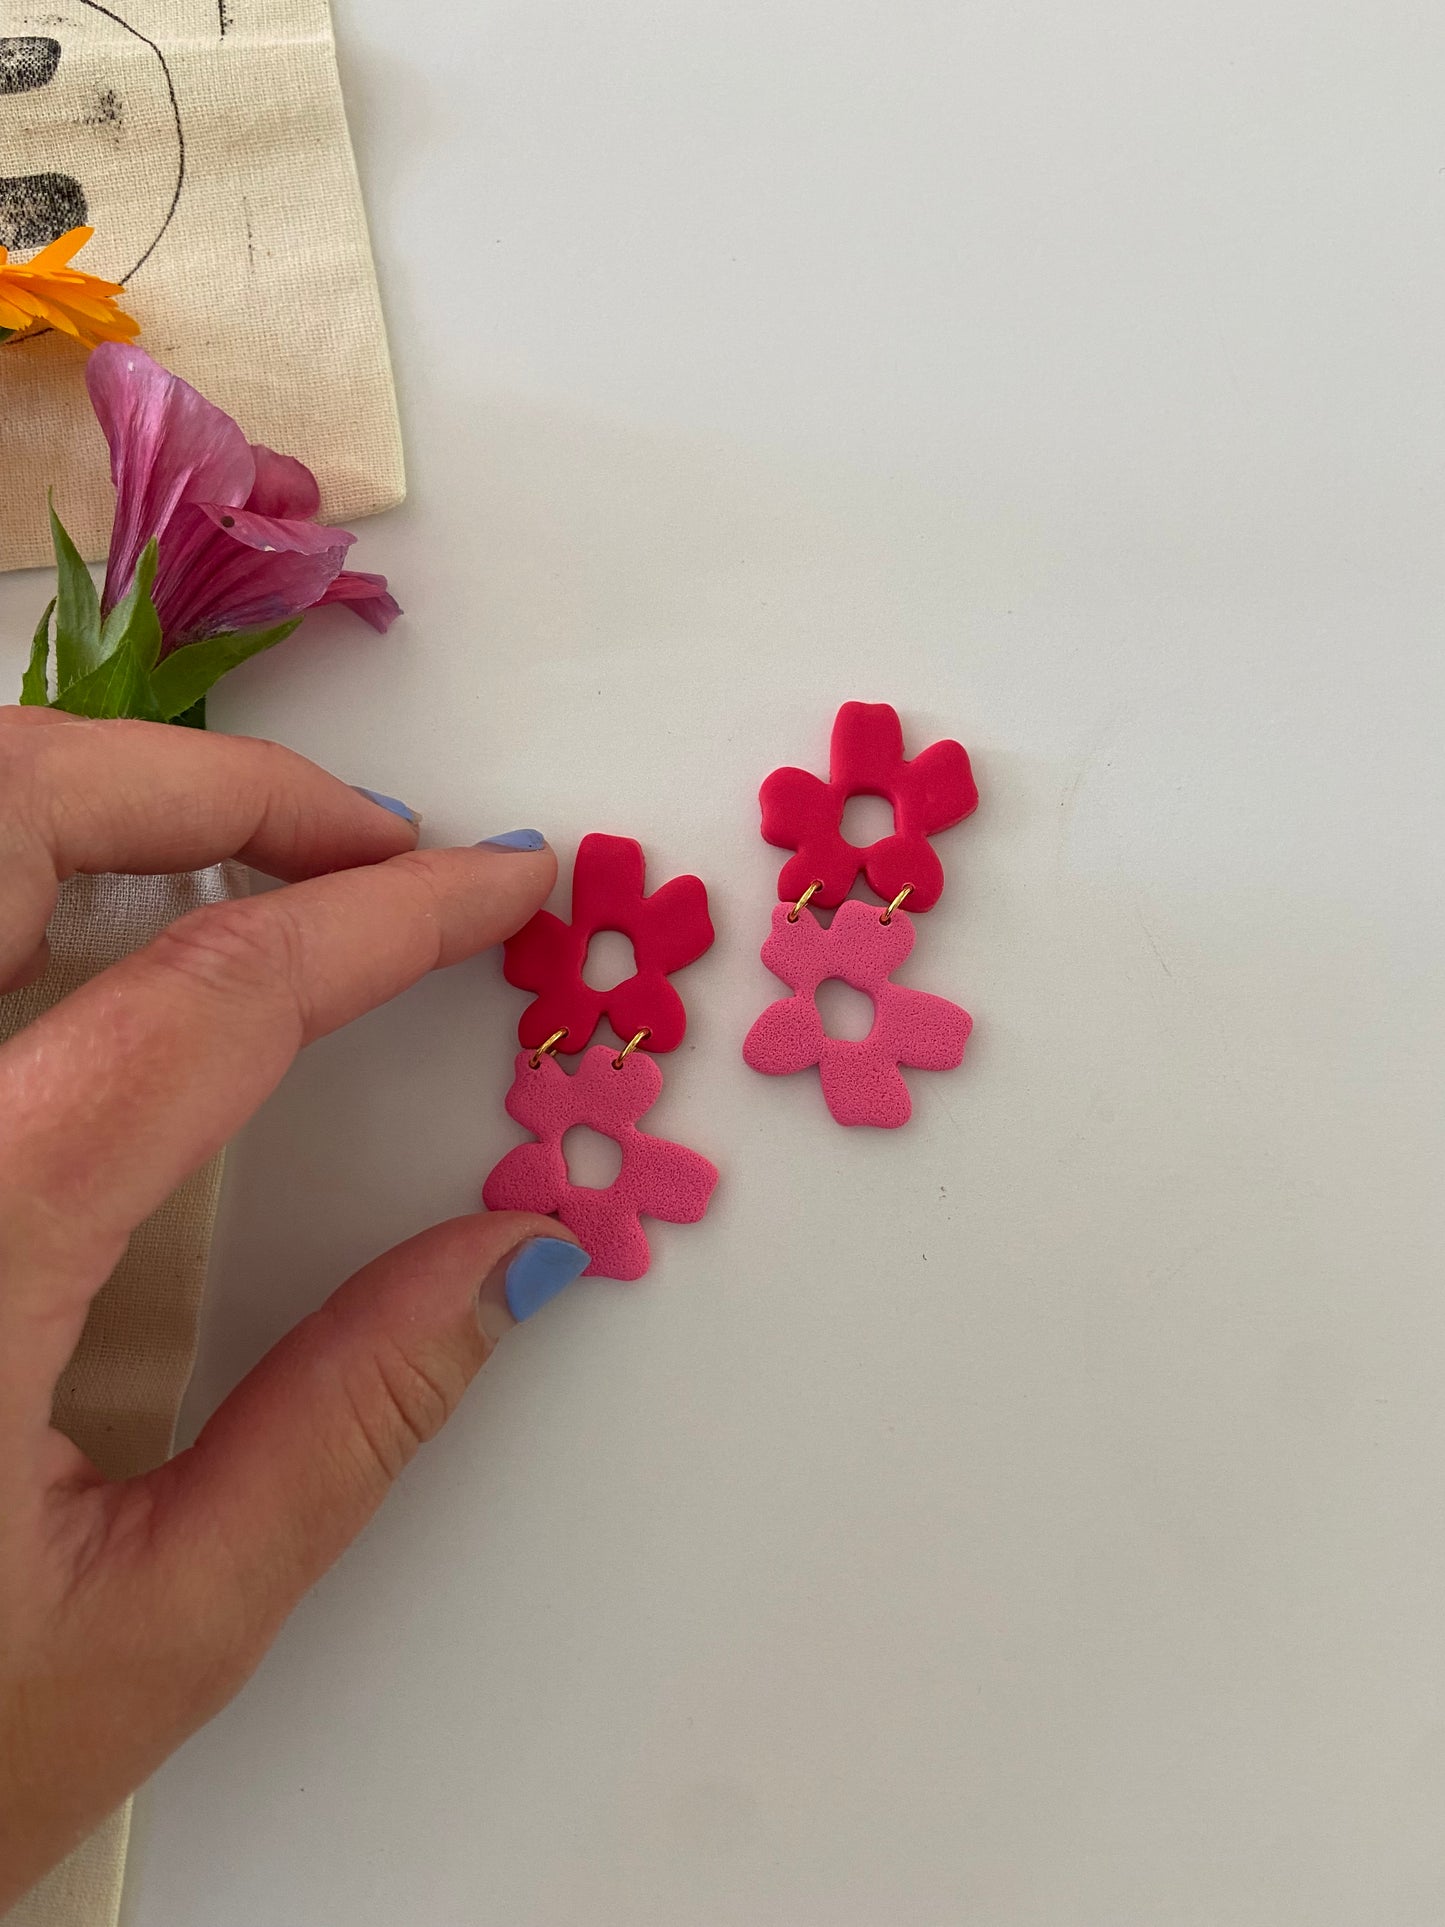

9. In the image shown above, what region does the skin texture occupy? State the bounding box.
[0,710,578,1907]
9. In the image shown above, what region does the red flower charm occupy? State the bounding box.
[761,701,977,911]
[503,834,714,1055]
[482,1046,719,1280]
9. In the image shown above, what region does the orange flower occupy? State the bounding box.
[0,227,139,350]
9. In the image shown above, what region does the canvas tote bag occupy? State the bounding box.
[0,0,404,570]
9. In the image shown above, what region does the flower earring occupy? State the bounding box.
[483,834,719,1280]
[743,702,978,1128]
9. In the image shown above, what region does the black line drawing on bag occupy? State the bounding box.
[0,0,185,290]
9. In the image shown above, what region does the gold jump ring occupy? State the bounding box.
[612,1028,652,1070]
[879,886,913,926]
[528,1027,569,1069]
[787,879,824,923]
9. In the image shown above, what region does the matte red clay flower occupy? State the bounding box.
[743,899,971,1127]
[761,701,978,911]
[503,834,714,1055]
[88,342,399,656]
[483,1046,719,1280]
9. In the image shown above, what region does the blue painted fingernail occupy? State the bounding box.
[505,1237,590,1320]
[479,829,546,851]
[353,786,418,824]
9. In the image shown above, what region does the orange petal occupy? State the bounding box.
[0,285,53,320]
[24,227,93,271]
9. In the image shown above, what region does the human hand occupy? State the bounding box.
[0,711,588,1905]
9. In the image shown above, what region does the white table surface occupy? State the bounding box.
[4,1,1445,1920]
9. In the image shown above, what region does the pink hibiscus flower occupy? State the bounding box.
[88,342,399,656]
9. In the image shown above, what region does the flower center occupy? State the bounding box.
[840,793,896,848]
[562,1125,624,1190]
[582,929,637,991]
[815,978,876,1042]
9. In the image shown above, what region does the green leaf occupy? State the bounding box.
[51,644,162,721]
[48,496,103,689]
[98,538,161,675]
[19,598,55,705]
[48,537,168,721]
[149,619,302,722]
[172,695,207,730]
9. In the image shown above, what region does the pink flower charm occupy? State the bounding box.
[761,701,978,912]
[743,899,971,1128]
[482,1046,719,1280]
[503,834,714,1056]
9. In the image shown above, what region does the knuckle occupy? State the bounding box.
[147,899,304,1006]
[348,1344,463,1487]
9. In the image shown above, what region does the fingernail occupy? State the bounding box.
[476,1236,590,1344]
[353,786,418,825]
[509,1237,590,1317]
[478,829,546,851]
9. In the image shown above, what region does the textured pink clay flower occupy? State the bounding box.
[743,898,971,1128]
[88,342,399,656]
[761,701,978,912]
[482,1046,719,1280]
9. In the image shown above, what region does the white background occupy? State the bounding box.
[4,1,1445,1921]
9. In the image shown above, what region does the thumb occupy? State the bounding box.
[147,1212,589,1663]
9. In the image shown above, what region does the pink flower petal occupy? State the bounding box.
[87,344,254,614]
[627,1134,719,1225]
[504,911,577,994]
[608,974,685,1058]
[501,1052,571,1135]
[758,900,830,987]
[150,503,353,651]
[571,1044,663,1125]
[905,737,979,837]
[560,1187,652,1281]
[638,872,714,974]
[876,984,972,1071]
[743,992,825,1076]
[315,570,401,633]
[822,897,916,979]
[481,1138,565,1215]
[861,836,944,913]
[818,1039,914,1129]
[760,765,838,843]
[830,701,907,789]
[246,443,321,519]
[572,833,646,924]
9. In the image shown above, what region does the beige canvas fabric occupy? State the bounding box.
[0,865,242,1927]
[0,0,403,572]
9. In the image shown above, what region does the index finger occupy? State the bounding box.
[0,710,421,987]
[0,836,555,1425]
